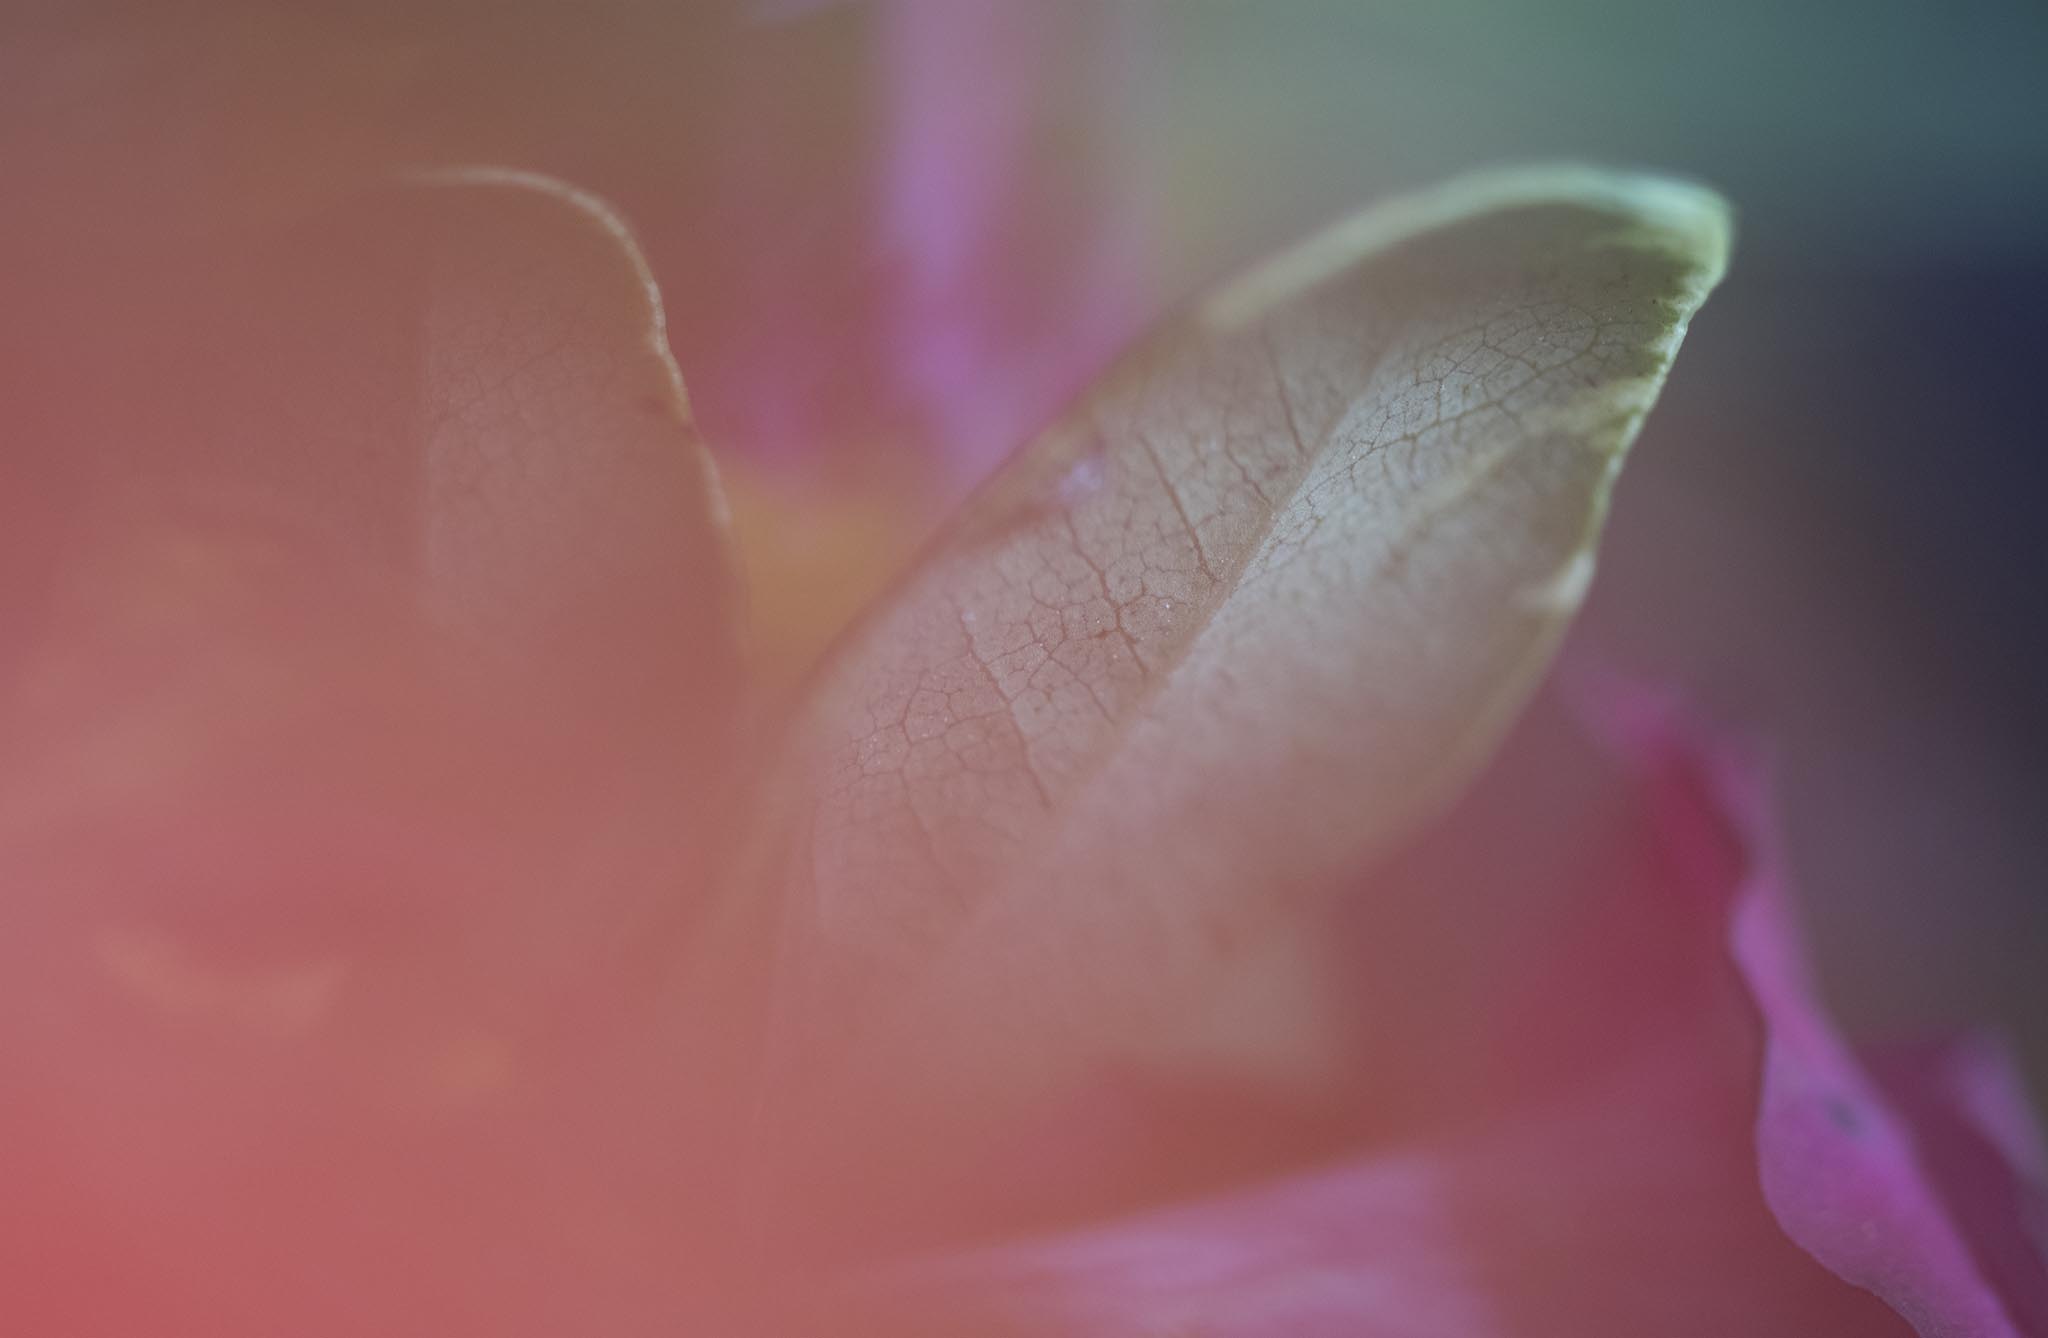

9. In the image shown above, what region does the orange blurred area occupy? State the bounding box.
[717,456,941,694]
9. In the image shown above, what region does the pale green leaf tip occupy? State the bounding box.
[396,162,733,534]
[1202,162,1734,332]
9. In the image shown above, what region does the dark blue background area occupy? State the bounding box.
[1863,265,2048,750]
[1586,251,2048,1082]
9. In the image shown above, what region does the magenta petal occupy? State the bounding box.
[1742,898,2037,1336]
[878,0,1161,482]
[1605,684,2045,1336]
[1750,1019,2048,1338]
[1693,754,2045,1332]
[1864,1037,2048,1336]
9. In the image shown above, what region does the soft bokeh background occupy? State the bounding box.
[8,0,2044,1084]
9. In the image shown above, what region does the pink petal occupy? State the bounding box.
[878,0,1163,483]
[1863,1037,2048,1336]
[1744,908,2047,1337]
[1606,683,2044,1337]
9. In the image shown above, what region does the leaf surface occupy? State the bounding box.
[738,165,1732,1243]
[11,166,737,732]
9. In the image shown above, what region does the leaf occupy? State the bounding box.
[721,165,1731,1245]
[11,166,736,736]
[400,168,743,760]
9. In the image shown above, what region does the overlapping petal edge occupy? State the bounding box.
[817,685,2048,1338]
